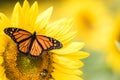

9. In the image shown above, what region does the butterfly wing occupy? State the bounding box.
[4,28,62,57]
[4,27,32,43]
[29,39,43,57]
[36,35,62,51]
[4,28,32,55]
[17,38,32,55]
[28,35,62,57]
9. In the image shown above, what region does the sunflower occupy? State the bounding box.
[105,12,120,74]
[51,0,120,77]
[48,0,116,51]
[0,0,89,80]
[72,0,120,75]
[55,1,115,50]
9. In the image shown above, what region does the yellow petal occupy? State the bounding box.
[0,13,10,24]
[0,56,3,65]
[22,0,30,26]
[53,55,84,69]
[0,32,10,47]
[46,18,73,37]
[52,42,85,54]
[53,63,83,75]
[22,0,30,12]
[45,18,75,44]
[35,7,53,32]
[58,31,77,44]
[0,13,10,30]
[0,34,8,53]
[0,66,5,77]
[29,1,39,26]
[0,40,6,53]
[46,18,68,35]
[60,51,89,60]
[55,19,73,37]
[52,72,83,80]
[11,2,22,26]
[0,74,8,80]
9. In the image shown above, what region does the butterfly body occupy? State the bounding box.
[4,28,62,57]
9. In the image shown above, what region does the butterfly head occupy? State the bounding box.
[33,32,36,36]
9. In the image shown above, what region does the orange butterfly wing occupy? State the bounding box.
[4,28,32,55]
[18,38,31,55]
[29,39,43,56]
[28,35,62,57]
[36,36,62,50]
[4,28,32,43]
[4,28,62,57]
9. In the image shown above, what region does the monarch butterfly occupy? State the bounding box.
[4,27,62,57]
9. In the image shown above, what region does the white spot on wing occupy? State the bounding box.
[54,40,56,43]
[12,28,14,31]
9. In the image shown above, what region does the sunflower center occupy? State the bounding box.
[16,54,43,74]
[82,15,94,30]
[3,41,54,80]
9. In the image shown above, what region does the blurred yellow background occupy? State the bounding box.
[0,0,120,80]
